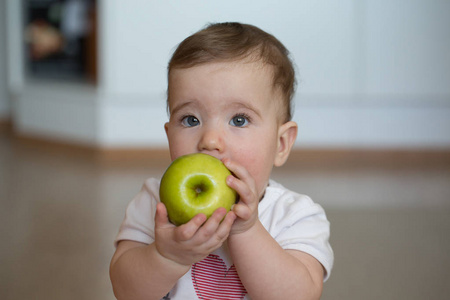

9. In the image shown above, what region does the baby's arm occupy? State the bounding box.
[110,203,236,300]
[228,222,324,300]
[110,240,188,300]
[224,159,324,300]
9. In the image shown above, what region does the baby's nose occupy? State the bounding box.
[198,127,224,154]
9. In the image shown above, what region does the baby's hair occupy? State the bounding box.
[168,22,296,122]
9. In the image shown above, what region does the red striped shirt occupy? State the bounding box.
[192,254,247,300]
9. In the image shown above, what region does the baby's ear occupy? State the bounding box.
[164,122,169,136]
[274,121,298,167]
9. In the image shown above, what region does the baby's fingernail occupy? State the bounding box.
[223,158,231,166]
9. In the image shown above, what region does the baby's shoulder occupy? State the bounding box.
[265,180,316,208]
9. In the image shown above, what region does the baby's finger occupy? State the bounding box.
[174,213,207,241]
[215,211,236,240]
[155,202,171,228]
[222,158,252,183]
[202,211,236,253]
[195,207,228,241]
[226,175,255,206]
[197,209,235,253]
[232,202,252,220]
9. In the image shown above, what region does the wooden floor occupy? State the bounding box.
[1,132,449,300]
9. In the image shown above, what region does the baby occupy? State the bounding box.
[110,22,333,300]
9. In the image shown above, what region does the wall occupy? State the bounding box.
[0,0,10,120]
[8,0,450,148]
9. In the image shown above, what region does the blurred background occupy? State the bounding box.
[1,0,449,299]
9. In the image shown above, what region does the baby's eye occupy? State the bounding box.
[181,115,200,127]
[229,115,249,127]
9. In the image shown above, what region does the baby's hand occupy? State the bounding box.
[222,158,260,235]
[154,202,236,266]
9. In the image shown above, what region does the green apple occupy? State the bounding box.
[159,153,237,226]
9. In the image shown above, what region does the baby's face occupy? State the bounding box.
[165,61,285,198]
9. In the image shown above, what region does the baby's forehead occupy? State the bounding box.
[169,60,276,92]
[169,59,277,91]
[168,60,287,121]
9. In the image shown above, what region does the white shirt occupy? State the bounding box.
[115,178,334,300]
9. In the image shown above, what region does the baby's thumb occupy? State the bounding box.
[155,202,170,227]
[232,202,252,221]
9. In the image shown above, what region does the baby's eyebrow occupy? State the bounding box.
[229,101,262,118]
[169,101,195,116]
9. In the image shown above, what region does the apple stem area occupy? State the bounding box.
[195,184,207,196]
